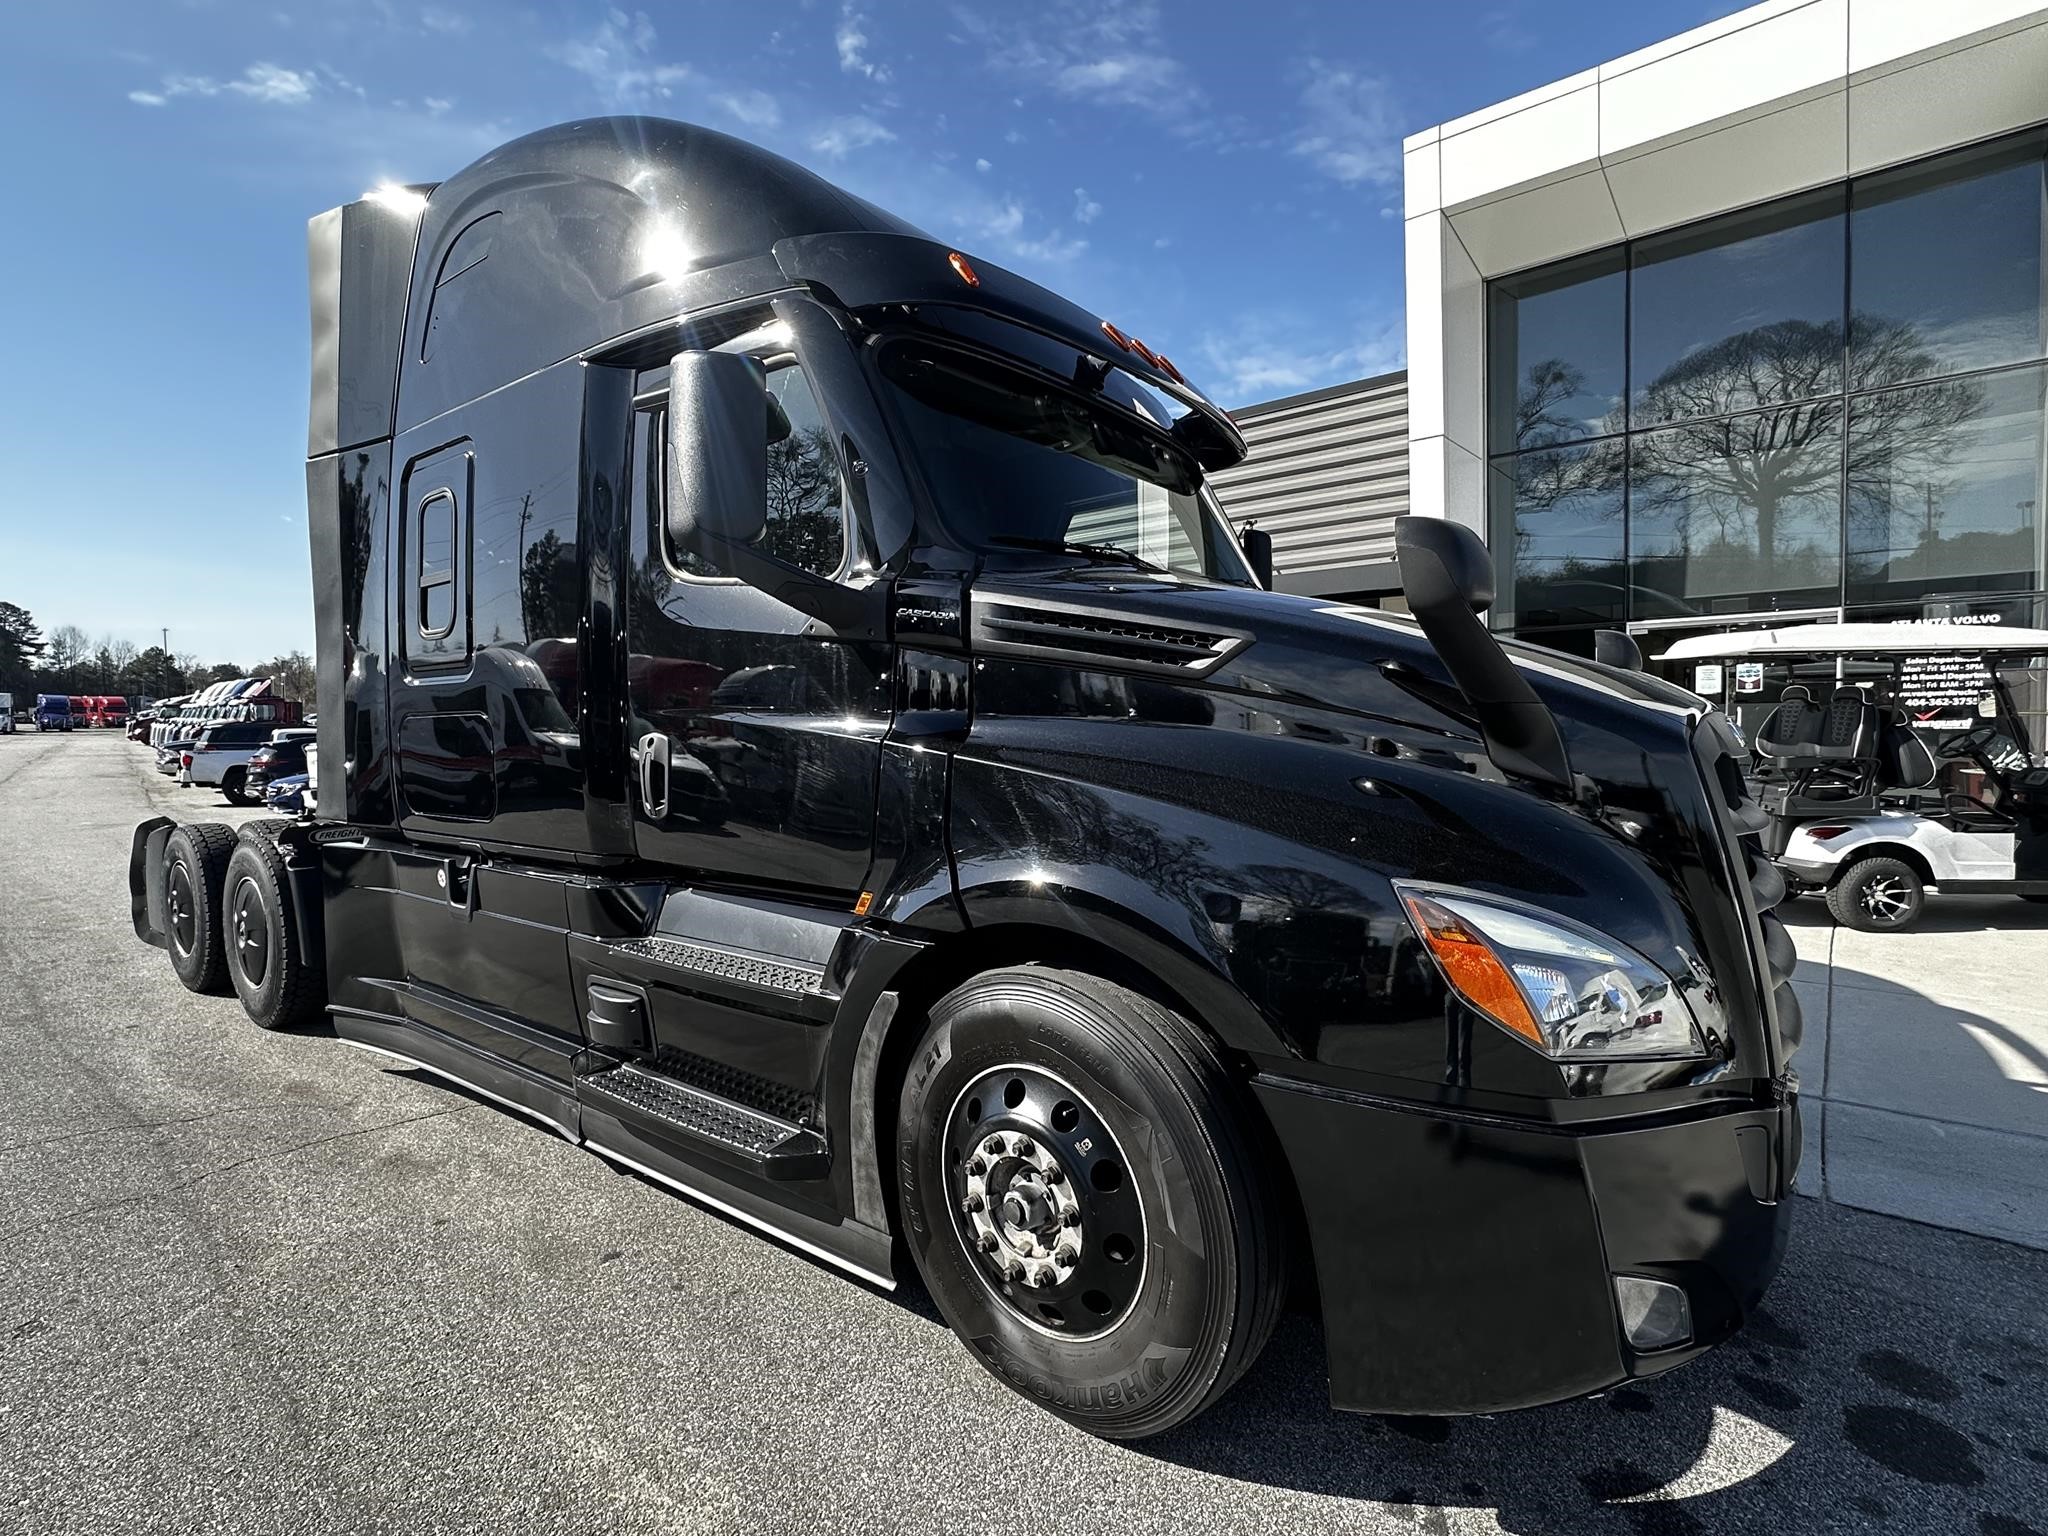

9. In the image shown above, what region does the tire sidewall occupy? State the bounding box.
[164,831,223,990]
[897,975,1237,1434]
[224,842,290,1027]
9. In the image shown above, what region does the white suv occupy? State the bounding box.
[181,721,279,805]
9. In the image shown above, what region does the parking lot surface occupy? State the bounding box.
[3,731,2047,1535]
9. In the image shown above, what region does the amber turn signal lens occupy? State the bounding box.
[947,250,981,287]
[1399,891,1546,1048]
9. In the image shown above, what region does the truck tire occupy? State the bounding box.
[1827,856,1925,931]
[896,966,1285,1439]
[163,822,236,993]
[220,767,251,806]
[222,835,325,1031]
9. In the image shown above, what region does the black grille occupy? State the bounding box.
[1695,713,1801,1061]
[972,595,1249,677]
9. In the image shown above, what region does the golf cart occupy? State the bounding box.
[1653,623,2048,931]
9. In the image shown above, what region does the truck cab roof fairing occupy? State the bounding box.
[393,117,927,432]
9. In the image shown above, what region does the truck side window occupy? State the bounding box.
[659,361,847,582]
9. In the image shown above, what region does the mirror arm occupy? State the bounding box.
[695,533,886,637]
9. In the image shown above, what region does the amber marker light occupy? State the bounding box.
[1100,319,1132,350]
[947,250,981,287]
[1399,890,1547,1048]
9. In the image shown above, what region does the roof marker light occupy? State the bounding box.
[947,250,981,287]
[1100,320,1132,350]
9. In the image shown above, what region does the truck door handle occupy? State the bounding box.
[638,731,671,821]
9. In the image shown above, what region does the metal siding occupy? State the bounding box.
[1211,373,1408,586]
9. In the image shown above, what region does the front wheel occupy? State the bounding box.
[896,966,1286,1440]
[1827,856,1925,931]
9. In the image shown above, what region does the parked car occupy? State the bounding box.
[245,727,318,799]
[262,772,311,813]
[127,710,156,742]
[35,694,72,732]
[183,720,282,804]
[0,692,12,735]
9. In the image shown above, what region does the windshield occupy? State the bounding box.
[876,335,1254,585]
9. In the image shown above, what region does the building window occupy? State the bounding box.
[1484,126,2048,632]
[1486,249,1625,455]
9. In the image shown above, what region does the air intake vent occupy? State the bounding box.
[971,591,1251,678]
[1694,712,1800,1061]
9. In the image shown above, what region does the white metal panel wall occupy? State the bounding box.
[1210,373,1409,588]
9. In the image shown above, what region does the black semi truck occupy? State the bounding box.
[129,118,1799,1439]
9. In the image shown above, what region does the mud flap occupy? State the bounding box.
[129,816,175,948]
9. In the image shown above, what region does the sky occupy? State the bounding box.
[0,0,1745,662]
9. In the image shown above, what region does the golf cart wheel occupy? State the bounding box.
[163,822,236,993]
[1828,856,1925,932]
[220,767,251,806]
[896,966,1286,1440]
[222,834,324,1031]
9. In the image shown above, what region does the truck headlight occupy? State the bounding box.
[1395,882,1706,1061]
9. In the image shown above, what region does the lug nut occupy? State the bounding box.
[1004,1261,1026,1282]
[978,1233,998,1253]
[1027,1267,1052,1289]
[1062,1209,1081,1227]
[961,1193,984,1214]
[1053,1244,1078,1267]
[1043,1164,1064,1184]
[984,1137,1006,1157]
[966,1156,986,1176]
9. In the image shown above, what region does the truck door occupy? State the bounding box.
[624,327,890,902]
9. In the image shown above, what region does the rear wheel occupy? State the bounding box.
[222,836,324,1031]
[163,823,236,993]
[1827,856,1925,931]
[220,767,251,806]
[896,966,1285,1439]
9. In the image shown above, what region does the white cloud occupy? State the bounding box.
[837,4,891,82]
[1480,8,1537,52]
[713,89,780,129]
[1196,312,1405,404]
[1291,60,1402,189]
[551,9,690,103]
[954,0,1198,127]
[125,62,317,108]
[424,96,454,115]
[420,6,472,35]
[974,156,991,172]
[1072,187,1100,224]
[811,114,896,158]
[975,200,1086,265]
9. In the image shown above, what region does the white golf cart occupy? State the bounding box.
[1654,623,2048,931]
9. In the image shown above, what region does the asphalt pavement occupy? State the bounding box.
[2,730,2046,1536]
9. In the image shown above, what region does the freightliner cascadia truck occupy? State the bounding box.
[129,118,1800,1439]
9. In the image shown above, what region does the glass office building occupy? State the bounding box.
[1485,126,2048,658]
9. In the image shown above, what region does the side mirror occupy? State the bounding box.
[667,350,770,554]
[1238,522,1274,588]
[1593,629,1644,672]
[665,351,880,635]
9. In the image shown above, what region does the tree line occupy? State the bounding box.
[0,602,313,708]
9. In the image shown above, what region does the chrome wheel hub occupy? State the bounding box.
[962,1129,1082,1290]
[1863,876,1910,920]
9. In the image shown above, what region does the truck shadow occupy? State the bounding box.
[1127,1210,2048,1533]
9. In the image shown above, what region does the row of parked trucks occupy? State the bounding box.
[135,679,310,807]
[1,693,132,732]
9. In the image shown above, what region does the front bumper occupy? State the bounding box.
[1254,1076,1795,1416]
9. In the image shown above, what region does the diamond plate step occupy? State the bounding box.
[578,1063,828,1181]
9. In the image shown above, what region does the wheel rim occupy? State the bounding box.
[167,862,197,957]
[231,876,269,986]
[944,1064,1147,1339]
[1861,874,1913,923]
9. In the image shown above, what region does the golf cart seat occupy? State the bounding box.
[1809,686,1878,764]
[1753,685,1821,759]
[1878,708,1936,791]
[1756,686,1885,811]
